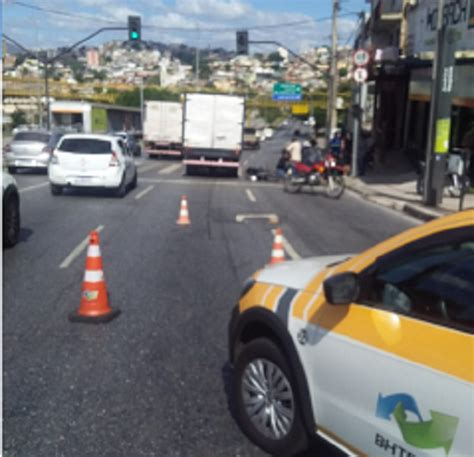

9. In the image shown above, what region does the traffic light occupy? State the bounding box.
[236,30,248,55]
[128,16,141,41]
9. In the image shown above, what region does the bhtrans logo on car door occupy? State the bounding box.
[286,312,471,457]
[375,393,459,457]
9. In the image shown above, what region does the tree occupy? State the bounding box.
[267,52,283,62]
[338,68,348,78]
[11,110,27,128]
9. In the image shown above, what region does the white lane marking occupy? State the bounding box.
[236,214,279,224]
[134,185,154,200]
[59,225,104,269]
[138,162,162,173]
[158,163,182,175]
[245,189,256,202]
[19,181,49,193]
[271,228,301,260]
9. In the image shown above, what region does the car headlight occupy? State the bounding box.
[240,278,256,298]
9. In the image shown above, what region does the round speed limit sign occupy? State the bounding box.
[353,67,368,83]
[353,49,370,67]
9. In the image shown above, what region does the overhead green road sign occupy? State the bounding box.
[272,83,302,101]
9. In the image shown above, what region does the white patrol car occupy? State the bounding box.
[228,210,474,456]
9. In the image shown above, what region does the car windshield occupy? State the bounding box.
[14,132,50,143]
[58,138,112,154]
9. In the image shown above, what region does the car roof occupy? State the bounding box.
[337,209,474,275]
[59,133,117,141]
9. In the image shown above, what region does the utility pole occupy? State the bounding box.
[326,0,339,143]
[140,78,144,132]
[195,24,200,82]
[424,0,454,206]
[44,60,50,130]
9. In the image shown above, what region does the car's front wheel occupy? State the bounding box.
[3,193,20,247]
[233,338,308,456]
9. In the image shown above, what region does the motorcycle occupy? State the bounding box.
[416,150,469,198]
[284,154,345,198]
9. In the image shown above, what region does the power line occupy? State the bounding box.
[9,1,359,34]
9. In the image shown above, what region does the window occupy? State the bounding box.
[58,138,112,154]
[360,234,474,333]
[14,131,50,143]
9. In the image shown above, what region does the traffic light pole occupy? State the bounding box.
[3,27,127,130]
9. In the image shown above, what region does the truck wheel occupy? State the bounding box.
[50,184,63,196]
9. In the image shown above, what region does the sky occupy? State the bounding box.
[3,0,369,53]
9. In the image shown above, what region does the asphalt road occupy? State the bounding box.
[3,125,418,457]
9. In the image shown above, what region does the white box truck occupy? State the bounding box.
[143,101,183,158]
[182,93,244,177]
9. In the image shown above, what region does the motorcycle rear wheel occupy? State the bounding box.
[284,176,303,193]
[326,174,345,199]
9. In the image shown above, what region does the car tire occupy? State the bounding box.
[130,170,138,190]
[50,184,63,196]
[115,174,127,198]
[8,167,17,174]
[3,193,20,247]
[233,338,308,457]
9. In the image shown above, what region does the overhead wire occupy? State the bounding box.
[9,1,360,34]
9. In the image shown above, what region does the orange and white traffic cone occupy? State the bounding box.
[268,228,286,264]
[176,195,191,225]
[69,230,120,323]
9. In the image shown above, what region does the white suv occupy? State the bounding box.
[3,171,20,247]
[48,134,137,197]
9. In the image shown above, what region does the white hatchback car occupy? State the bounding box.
[48,134,137,197]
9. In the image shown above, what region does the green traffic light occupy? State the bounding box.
[131,31,139,40]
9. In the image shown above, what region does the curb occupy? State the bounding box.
[345,178,442,222]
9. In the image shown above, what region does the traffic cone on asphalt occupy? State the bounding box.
[69,230,120,323]
[269,228,286,264]
[176,195,191,225]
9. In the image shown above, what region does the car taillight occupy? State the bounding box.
[3,144,11,153]
[42,146,52,154]
[109,151,120,167]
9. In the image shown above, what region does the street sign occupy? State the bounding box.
[291,103,309,115]
[353,49,370,67]
[272,83,302,101]
[353,68,368,83]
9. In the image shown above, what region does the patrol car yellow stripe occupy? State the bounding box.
[313,304,473,383]
[239,283,285,313]
[265,286,286,310]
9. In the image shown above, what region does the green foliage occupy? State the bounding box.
[92,70,107,81]
[267,52,283,62]
[338,68,348,78]
[259,106,284,125]
[115,87,180,107]
[11,110,27,128]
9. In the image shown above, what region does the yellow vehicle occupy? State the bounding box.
[228,210,474,456]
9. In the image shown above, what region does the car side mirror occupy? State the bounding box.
[323,272,359,305]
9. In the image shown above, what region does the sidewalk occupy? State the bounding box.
[345,170,474,221]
